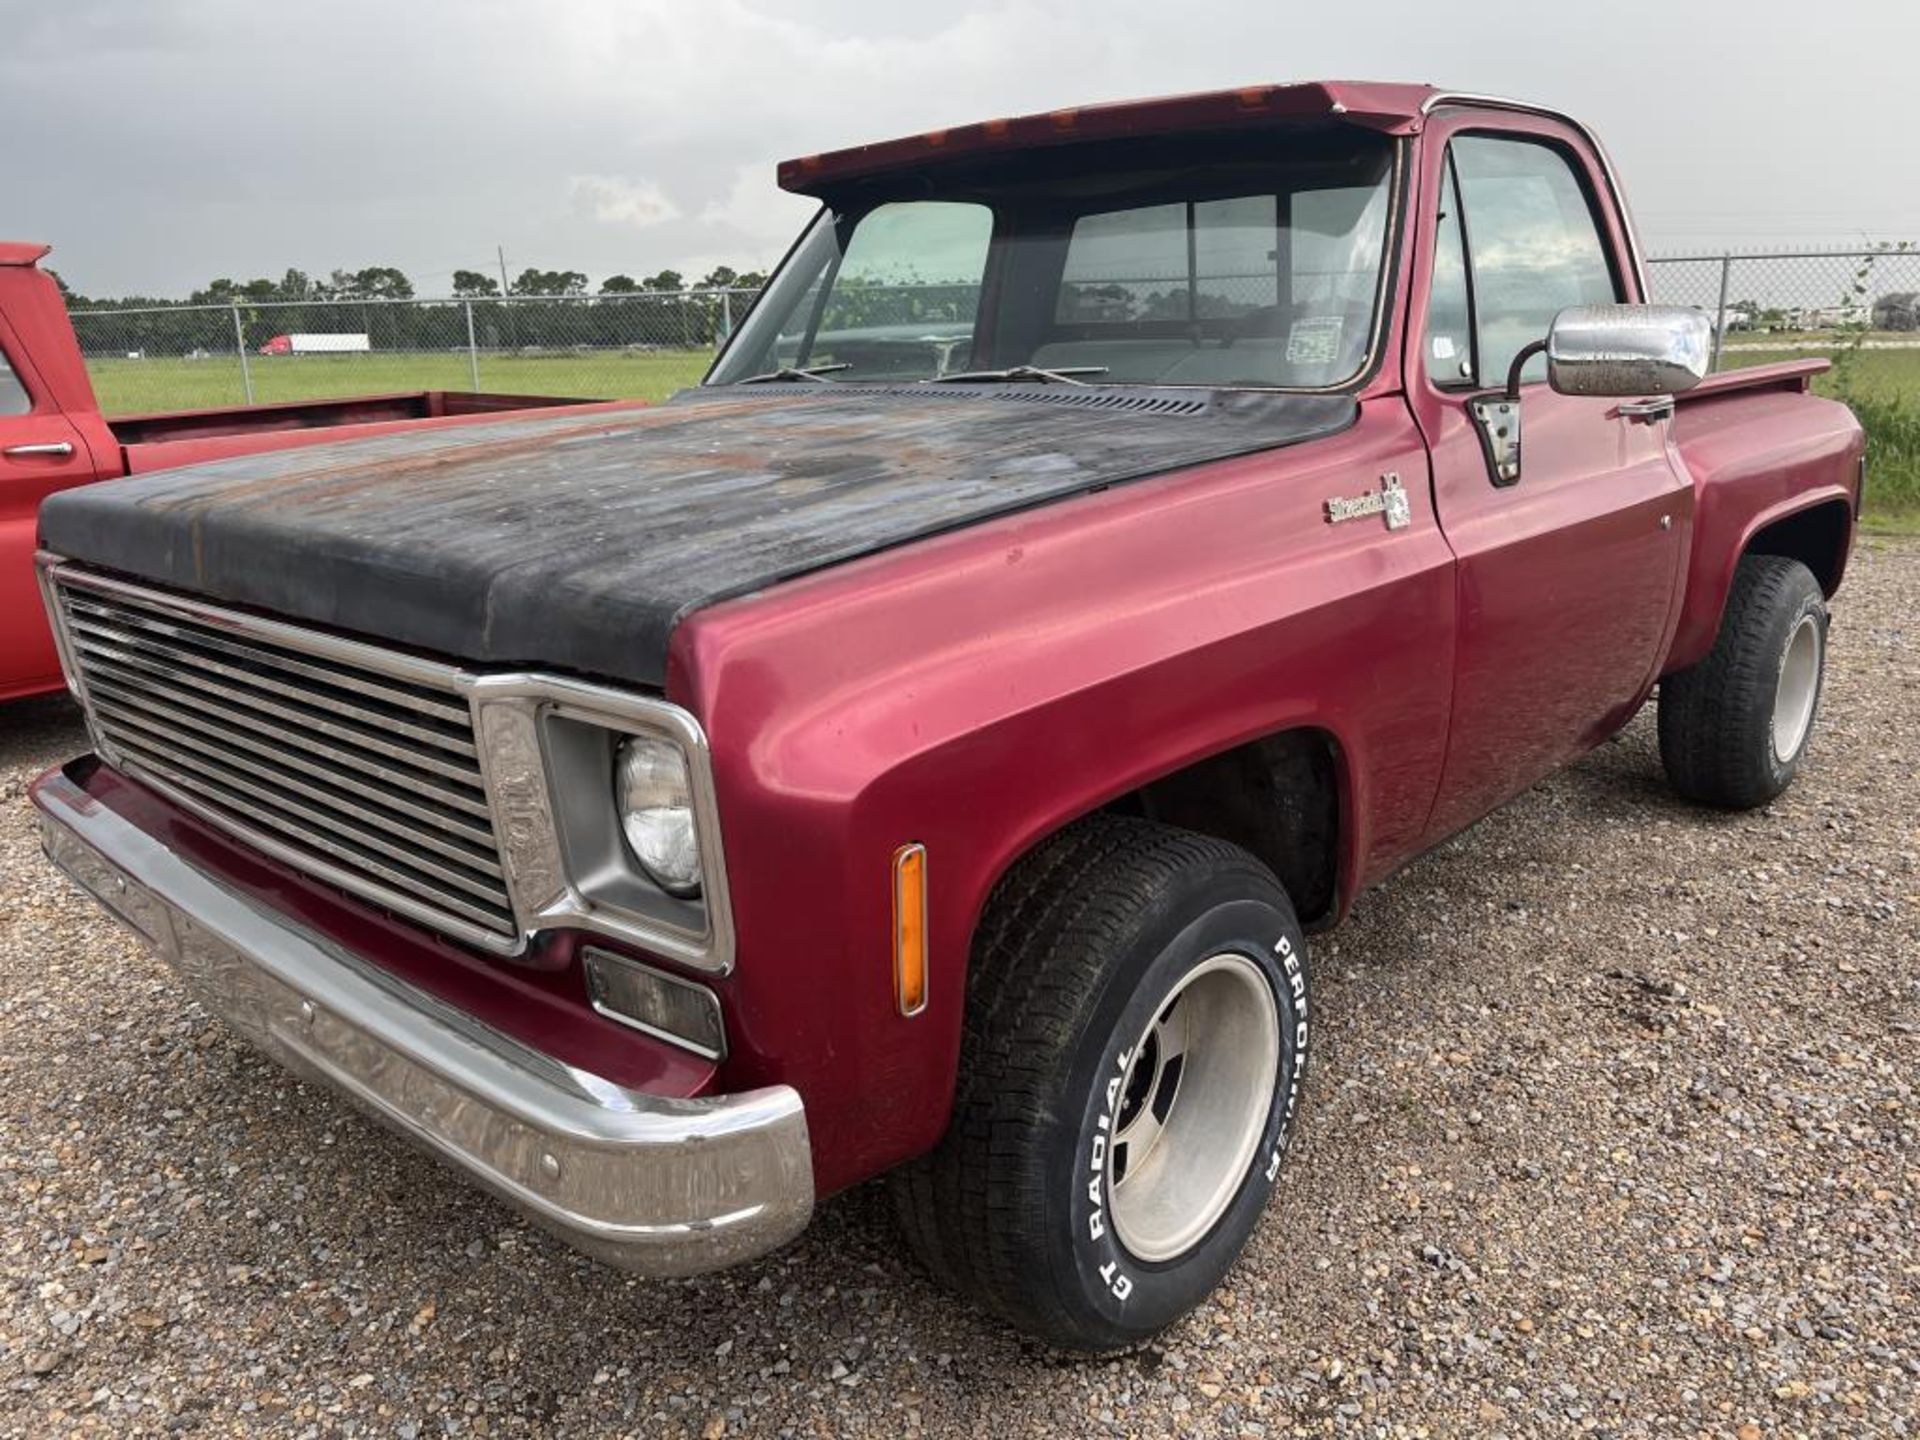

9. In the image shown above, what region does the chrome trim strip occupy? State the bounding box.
[100,710,500,861]
[84,666,486,793]
[105,731,508,893]
[88,693,496,836]
[69,637,477,760]
[61,594,473,724]
[1418,92,1650,300]
[33,557,91,712]
[110,755,519,939]
[33,769,812,1276]
[67,614,475,753]
[47,561,474,689]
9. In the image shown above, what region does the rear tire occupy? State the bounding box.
[891,815,1309,1351]
[1659,554,1828,809]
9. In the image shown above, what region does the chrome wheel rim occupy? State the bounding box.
[1109,952,1280,1264]
[1772,614,1821,764]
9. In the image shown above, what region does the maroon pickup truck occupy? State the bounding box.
[0,241,639,702]
[30,82,1862,1350]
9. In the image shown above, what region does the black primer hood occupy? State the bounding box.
[40,384,1355,688]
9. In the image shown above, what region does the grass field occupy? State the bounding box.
[1722,347,1920,531]
[82,343,1919,529]
[1720,344,1920,397]
[84,349,717,416]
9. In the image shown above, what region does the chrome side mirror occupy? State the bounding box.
[1470,303,1712,486]
[1545,304,1712,398]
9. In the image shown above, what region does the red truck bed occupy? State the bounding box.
[107,390,595,453]
[1,242,648,701]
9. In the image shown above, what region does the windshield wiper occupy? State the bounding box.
[737,363,851,385]
[930,364,1108,387]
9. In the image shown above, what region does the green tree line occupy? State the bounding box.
[55,263,769,358]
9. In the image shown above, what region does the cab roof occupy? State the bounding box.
[777,81,1441,195]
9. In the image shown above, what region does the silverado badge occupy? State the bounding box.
[1324,474,1411,531]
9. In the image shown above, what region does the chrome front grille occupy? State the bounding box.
[52,574,519,948]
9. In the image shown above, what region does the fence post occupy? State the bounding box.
[231,305,255,405]
[719,290,732,350]
[464,300,481,392]
[1710,253,1732,372]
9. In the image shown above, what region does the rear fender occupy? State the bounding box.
[1664,390,1862,674]
[1668,488,1855,674]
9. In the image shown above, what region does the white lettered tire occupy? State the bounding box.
[891,816,1310,1351]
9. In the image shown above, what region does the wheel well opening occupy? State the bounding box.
[1746,500,1851,595]
[1104,729,1341,926]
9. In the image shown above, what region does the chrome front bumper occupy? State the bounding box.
[32,768,813,1277]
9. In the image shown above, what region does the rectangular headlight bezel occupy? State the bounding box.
[470,674,736,975]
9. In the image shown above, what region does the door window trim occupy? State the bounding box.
[1426,148,1482,391]
[1420,93,1650,302]
[1420,128,1629,398]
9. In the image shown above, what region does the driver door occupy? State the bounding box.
[1412,121,1689,843]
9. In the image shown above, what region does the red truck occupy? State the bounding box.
[30,83,1862,1351]
[0,241,636,702]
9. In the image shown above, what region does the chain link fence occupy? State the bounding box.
[67,290,762,415]
[1641,247,1918,519]
[1644,247,1920,369]
[64,248,1920,416]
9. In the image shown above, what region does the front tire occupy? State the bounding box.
[891,816,1309,1351]
[1659,554,1829,809]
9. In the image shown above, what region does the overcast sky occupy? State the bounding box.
[4,0,1914,298]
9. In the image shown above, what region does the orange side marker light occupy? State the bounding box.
[893,843,929,1016]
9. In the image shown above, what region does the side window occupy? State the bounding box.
[1424,157,1474,386]
[1451,135,1620,385]
[0,344,29,416]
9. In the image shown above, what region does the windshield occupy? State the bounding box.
[710,127,1398,391]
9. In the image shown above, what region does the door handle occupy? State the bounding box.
[1616,397,1674,424]
[3,441,76,458]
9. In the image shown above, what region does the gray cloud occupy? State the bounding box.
[5,0,1914,296]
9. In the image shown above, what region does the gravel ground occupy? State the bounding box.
[2,539,1915,1440]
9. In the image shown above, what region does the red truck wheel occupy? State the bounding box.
[1659,555,1829,810]
[891,815,1309,1352]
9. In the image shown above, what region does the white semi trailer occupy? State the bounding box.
[258,333,372,356]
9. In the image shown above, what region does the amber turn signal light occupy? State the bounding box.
[893,843,929,1016]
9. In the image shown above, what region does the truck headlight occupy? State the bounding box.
[615,736,702,897]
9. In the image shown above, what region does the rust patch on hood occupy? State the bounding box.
[41,385,1355,688]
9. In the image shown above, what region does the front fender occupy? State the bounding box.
[670,400,1452,1193]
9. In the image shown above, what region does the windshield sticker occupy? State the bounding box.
[1286,316,1344,366]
